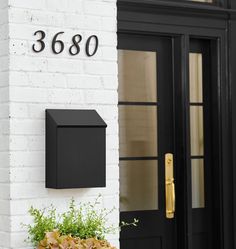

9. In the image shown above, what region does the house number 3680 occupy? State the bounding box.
[32,30,99,57]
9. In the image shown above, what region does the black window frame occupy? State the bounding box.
[117,0,236,248]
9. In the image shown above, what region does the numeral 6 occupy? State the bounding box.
[52,32,65,54]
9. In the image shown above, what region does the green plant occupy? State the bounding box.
[25,195,138,247]
[28,205,57,246]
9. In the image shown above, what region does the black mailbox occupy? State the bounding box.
[46,109,107,189]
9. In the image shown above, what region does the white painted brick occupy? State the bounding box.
[83,15,102,30]
[102,17,117,32]
[9,24,39,40]
[10,39,29,56]
[106,122,118,135]
[9,0,46,10]
[0,119,9,135]
[28,72,67,88]
[99,31,117,46]
[0,216,10,232]
[11,119,45,135]
[0,24,9,41]
[84,61,117,75]
[0,135,9,151]
[9,136,28,151]
[10,231,28,248]
[84,2,116,17]
[0,152,9,168]
[10,87,49,103]
[2,0,119,247]
[10,8,65,27]
[106,150,119,165]
[107,134,119,149]
[10,103,29,118]
[10,151,44,167]
[102,75,118,89]
[66,74,102,89]
[0,231,10,248]
[0,72,9,87]
[11,215,31,232]
[0,40,9,56]
[85,90,118,104]
[47,58,83,73]
[107,166,119,180]
[0,104,9,119]
[48,88,85,104]
[102,46,117,61]
[64,14,84,29]
[11,183,48,199]
[0,183,10,199]
[66,0,83,14]
[0,87,9,103]
[0,200,10,215]
[10,167,44,183]
[46,0,70,12]
[0,56,9,72]
[27,103,66,119]
[0,0,8,9]
[10,55,48,72]
[9,71,29,87]
[27,135,45,151]
[0,169,9,183]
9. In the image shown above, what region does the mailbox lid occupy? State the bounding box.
[46,109,107,127]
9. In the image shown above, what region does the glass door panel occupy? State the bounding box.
[118,50,157,102]
[119,106,157,157]
[120,160,158,211]
[189,52,205,209]
[190,106,204,156]
[189,53,203,103]
[191,159,205,208]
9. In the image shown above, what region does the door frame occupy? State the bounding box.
[117,1,236,248]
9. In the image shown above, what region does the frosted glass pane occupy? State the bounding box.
[119,106,157,157]
[190,106,204,156]
[118,50,157,102]
[192,159,205,208]
[189,53,203,103]
[120,160,158,211]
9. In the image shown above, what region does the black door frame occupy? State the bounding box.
[117,0,236,248]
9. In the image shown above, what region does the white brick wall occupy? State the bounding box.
[0,0,118,248]
[0,0,10,248]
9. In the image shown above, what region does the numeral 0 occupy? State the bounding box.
[85,35,99,57]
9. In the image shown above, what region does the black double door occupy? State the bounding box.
[118,33,215,249]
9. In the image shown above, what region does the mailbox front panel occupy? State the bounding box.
[57,127,106,188]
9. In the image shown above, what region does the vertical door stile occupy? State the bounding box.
[183,35,193,249]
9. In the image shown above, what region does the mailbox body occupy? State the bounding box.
[46,109,107,189]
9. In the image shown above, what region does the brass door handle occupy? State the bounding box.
[165,153,175,219]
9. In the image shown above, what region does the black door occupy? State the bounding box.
[118,34,215,249]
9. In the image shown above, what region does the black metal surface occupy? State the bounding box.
[46,109,107,189]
